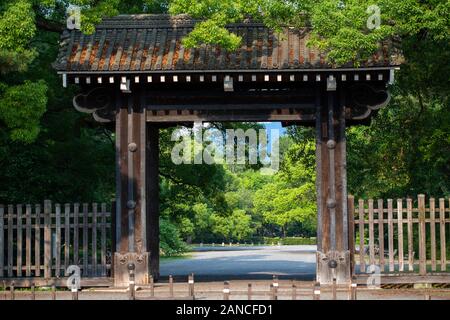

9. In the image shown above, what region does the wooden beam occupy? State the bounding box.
[146,109,315,123]
[114,90,151,286]
[316,87,350,285]
[146,125,160,280]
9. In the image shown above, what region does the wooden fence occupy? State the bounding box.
[0,201,113,279]
[349,195,450,277]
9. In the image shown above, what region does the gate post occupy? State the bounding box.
[113,90,159,286]
[315,83,351,285]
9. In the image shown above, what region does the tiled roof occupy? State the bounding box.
[54,14,400,73]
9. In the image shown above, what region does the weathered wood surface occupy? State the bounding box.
[388,199,394,272]
[0,205,4,278]
[418,195,426,276]
[397,199,404,272]
[0,201,112,279]
[377,199,385,272]
[352,195,449,277]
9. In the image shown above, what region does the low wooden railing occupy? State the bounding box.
[0,201,113,279]
[349,195,450,276]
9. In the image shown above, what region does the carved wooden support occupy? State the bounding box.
[113,252,150,287]
[73,87,117,122]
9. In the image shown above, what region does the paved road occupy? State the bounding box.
[160,245,317,281]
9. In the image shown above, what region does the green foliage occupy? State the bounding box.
[347,91,450,198]
[263,236,317,245]
[0,80,47,142]
[160,218,188,256]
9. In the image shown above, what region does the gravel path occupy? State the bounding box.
[160,245,317,281]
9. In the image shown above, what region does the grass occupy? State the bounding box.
[160,252,193,262]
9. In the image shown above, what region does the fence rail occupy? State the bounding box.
[0,201,113,279]
[349,195,450,276]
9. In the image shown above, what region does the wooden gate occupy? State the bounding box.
[0,201,114,286]
[348,195,450,284]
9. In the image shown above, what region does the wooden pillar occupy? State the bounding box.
[147,124,160,280]
[315,82,350,284]
[113,90,157,286]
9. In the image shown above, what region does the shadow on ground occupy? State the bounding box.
[160,245,317,282]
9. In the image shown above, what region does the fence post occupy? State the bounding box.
[52,284,56,300]
[378,199,385,272]
[44,200,52,279]
[16,205,23,277]
[31,283,35,300]
[407,198,414,271]
[188,273,195,298]
[439,198,447,272]
[397,199,404,272]
[368,199,375,267]
[418,195,426,276]
[313,282,320,300]
[350,282,357,300]
[7,205,13,277]
[72,286,79,300]
[358,199,366,273]
[247,283,252,300]
[347,195,355,276]
[128,263,135,300]
[150,275,154,297]
[332,278,337,300]
[10,281,15,300]
[269,284,275,300]
[223,281,230,300]
[292,283,297,300]
[430,198,437,272]
[110,201,116,278]
[169,275,174,297]
[0,205,3,278]
[272,275,278,300]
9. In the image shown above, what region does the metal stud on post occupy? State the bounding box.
[128,263,136,300]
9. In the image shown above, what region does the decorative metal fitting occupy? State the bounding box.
[327,198,336,209]
[136,255,145,264]
[328,259,338,269]
[128,142,138,152]
[127,263,136,272]
[327,139,336,149]
[119,254,128,265]
[127,200,136,209]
